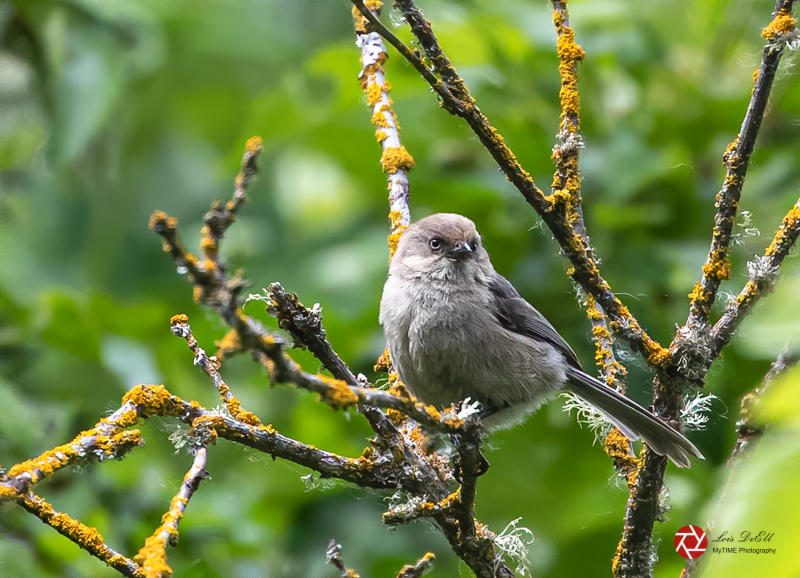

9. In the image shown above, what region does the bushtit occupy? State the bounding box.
[380,213,703,468]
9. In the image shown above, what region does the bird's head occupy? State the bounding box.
[390,213,491,280]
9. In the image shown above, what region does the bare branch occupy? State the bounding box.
[326,539,359,578]
[730,349,800,461]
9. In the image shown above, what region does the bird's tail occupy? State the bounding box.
[564,367,704,468]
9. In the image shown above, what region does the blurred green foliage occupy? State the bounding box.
[1,0,799,576]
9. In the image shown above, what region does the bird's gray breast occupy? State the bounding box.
[380,272,568,422]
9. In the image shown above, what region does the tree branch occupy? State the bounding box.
[686,0,796,327]
[709,199,800,357]
[615,4,797,576]
[18,493,144,577]
[135,444,210,577]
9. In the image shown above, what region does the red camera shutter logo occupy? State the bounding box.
[674,525,708,559]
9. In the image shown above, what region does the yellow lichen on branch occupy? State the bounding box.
[603,428,640,489]
[388,209,410,257]
[764,202,800,257]
[317,375,361,409]
[21,494,140,576]
[761,9,796,41]
[380,146,416,174]
[548,2,585,227]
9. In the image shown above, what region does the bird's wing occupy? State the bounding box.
[488,273,583,370]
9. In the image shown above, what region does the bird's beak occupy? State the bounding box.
[448,241,473,260]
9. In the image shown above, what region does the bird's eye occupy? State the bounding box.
[429,238,443,251]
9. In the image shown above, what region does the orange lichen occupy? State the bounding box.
[380,146,415,174]
[0,485,18,500]
[245,136,263,154]
[438,488,461,511]
[318,376,360,409]
[135,533,172,577]
[22,494,127,571]
[365,81,384,107]
[687,281,710,303]
[387,210,409,258]
[122,385,181,419]
[170,314,189,325]
[371,106,393,128]
[604,428,641,489]
[200,236,218,258]
[191,286,204,303]
[765,203,800,256]
[701,254,731,281]
[761,9,796,40]
[645,346,672,368]
[214,329,243,360]
[224,397,260,427]
[374,348,392,372]
[148,210,176,231]
[723,136,741,166]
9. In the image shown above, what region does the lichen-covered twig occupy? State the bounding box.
[18,493,144,577]
[1,411,143,498]
[135,444,210,577]
[615,4,797,576]
[351,0,413,256]
[709,199,800,357]
[170,313,262,427]
[686,1,796,328]
[396,552,435,578]
[550,0,586,234]
[267,282,359,385]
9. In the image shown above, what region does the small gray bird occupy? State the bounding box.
[380,213,703,468]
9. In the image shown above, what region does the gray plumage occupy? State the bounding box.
[379,213,703,468]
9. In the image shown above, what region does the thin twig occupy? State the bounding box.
[709,199,800,357]
[135,444,210,576]
[327,539,359,577]
[683,350,800,578]
[686,0,796,327]
[730,349,800,462]
[18,493,144,577]
[351,0,414,256]
[396,552,435,578]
